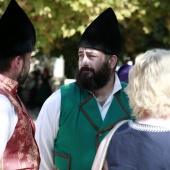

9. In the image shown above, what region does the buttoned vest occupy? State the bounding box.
[53,82,132,170]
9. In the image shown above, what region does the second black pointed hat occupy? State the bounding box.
[78,8,122,56]
[0,0,36,58]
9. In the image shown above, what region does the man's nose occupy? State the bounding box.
[81,54,90,66]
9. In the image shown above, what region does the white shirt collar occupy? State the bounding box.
[97,73,122,120]
[111,73,122,96]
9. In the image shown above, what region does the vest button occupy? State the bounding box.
[99,133,102,136]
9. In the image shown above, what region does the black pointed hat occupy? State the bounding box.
[0,0,36,58]
[78,7,122,56]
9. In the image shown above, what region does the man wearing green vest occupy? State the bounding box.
[35,7,133,170]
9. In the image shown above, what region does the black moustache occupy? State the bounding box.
[80,67,94,72]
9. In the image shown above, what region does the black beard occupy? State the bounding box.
[17,65,28,86]
[17,73,28,86]
[76,60,111,91]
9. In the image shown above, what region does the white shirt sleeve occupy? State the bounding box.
[0,95,18,158]
[35,89,61,170]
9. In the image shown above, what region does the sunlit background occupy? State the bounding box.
[0,0,170,115]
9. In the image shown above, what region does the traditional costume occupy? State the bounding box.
[0,75,40,169]
[0,0,40,169]
[36,7,132,170]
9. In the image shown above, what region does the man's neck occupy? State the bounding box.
[92,77,115,106]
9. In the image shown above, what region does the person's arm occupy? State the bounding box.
[0,95,18,158]
[35,89,61,170]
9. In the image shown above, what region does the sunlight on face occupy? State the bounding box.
[78,47,106,73]
[76,48,112,91]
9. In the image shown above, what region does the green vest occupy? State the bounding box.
[54,82,132,170]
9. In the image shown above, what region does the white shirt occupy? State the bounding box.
[35,74,122,170]
[0,95,18,158]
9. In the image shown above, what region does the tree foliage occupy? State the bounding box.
[0,0,170,77]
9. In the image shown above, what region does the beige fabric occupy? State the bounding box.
[91,120,129,170]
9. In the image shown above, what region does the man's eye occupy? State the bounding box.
[88,55,95,58]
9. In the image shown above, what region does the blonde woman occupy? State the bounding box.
[92,48,170,170]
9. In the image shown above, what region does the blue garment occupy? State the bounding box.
[107,120,170,170]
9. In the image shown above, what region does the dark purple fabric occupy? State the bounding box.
[117,64,133,83]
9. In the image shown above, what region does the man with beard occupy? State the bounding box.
[35,7,133,170]
[0,0,40,169]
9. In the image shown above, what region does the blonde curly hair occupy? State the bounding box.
[125,49,170,119]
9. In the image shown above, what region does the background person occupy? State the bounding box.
[0,0,40,169]
[36,67,52,109]
[35,7,132,170]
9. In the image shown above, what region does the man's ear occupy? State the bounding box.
[109,55,117,69]
[11,56,22,70]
